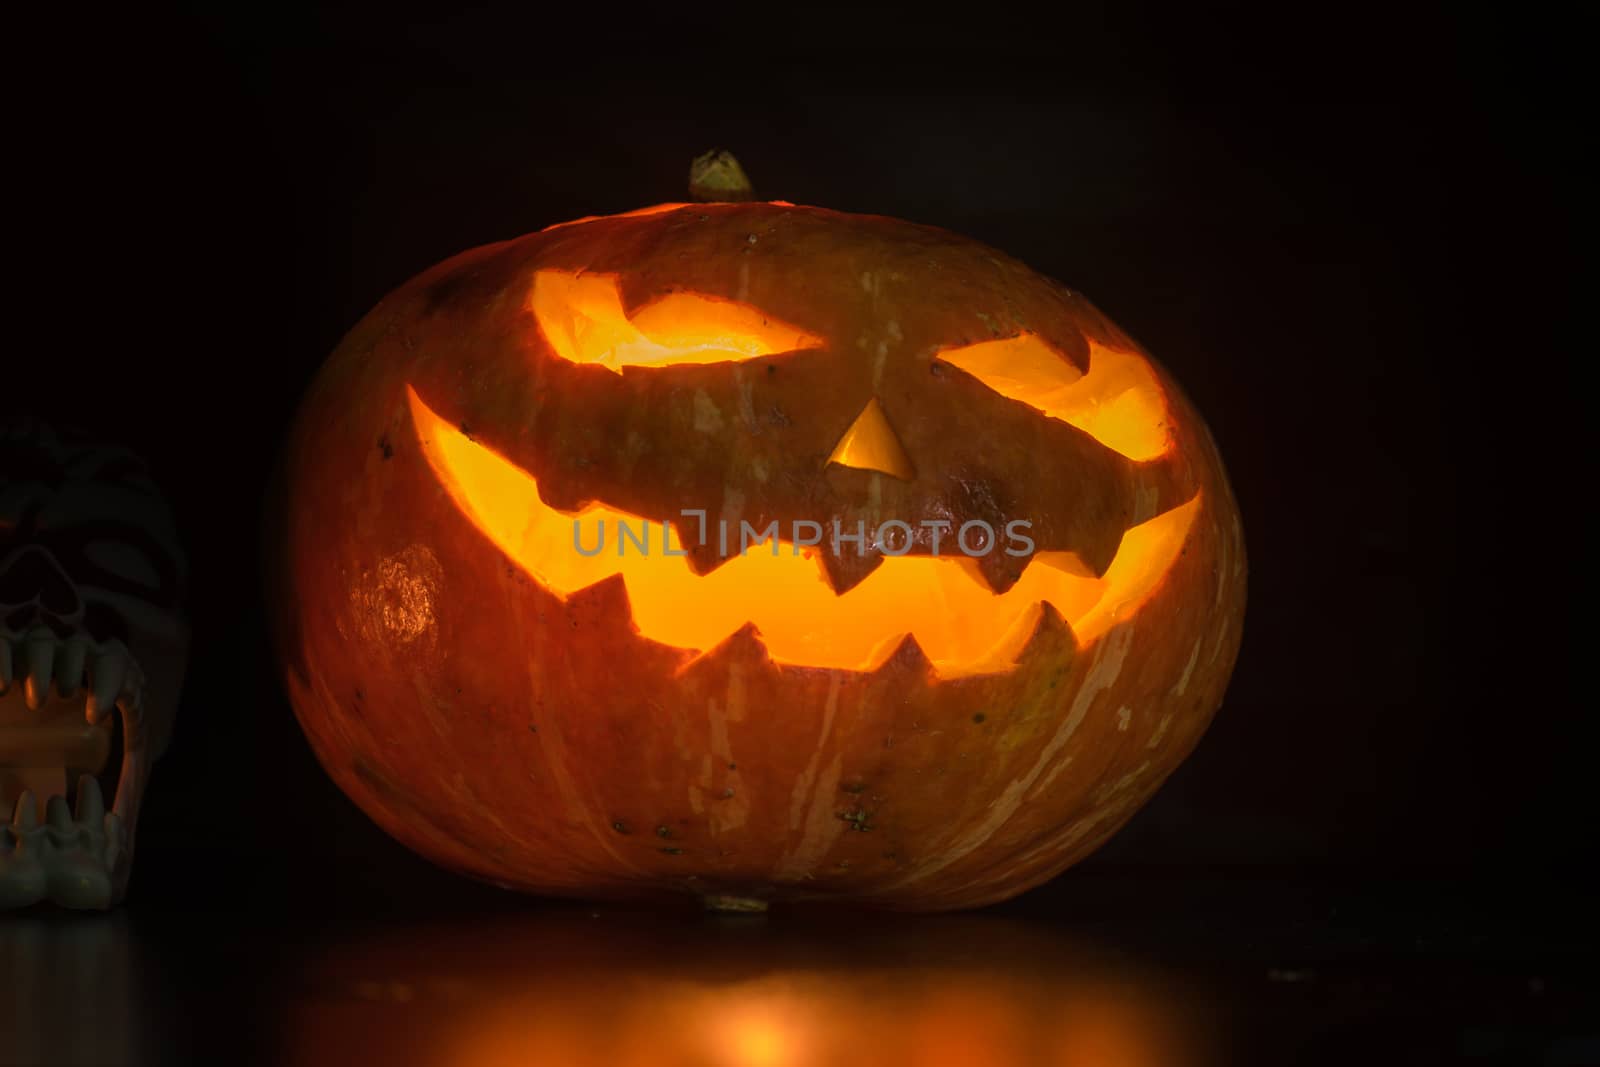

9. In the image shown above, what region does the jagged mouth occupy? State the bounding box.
[0,628,143,908]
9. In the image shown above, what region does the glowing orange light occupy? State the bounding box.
[429,969,1194,1067]
[530,270,823,372]
[722,1012,794,1067]
[408,389,1198,675]
[539,201,800,235]
[537,201,690,233]
[936,333,1173,461]
[827,398,915,480]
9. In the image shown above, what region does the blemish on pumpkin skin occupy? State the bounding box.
[692,390,725,434]
[1135,485,1160,524]
[872,340,893,387]
[1214,524,1230,607]
[1098,760,1152,802]
[719,488,747,541]
[1116,706,1132,731]
[1209,624,1230,665]
[1148,713,1173,749]
[898,626,1134,888]
[735,374,759,430]
[837,809,875,832]
[350,544,441,649]
[611,820,631,834]
[777,676,846,877]
[1174,639,1202,695]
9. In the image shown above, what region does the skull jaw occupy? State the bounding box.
[0,625,176,910]
[0,419,190,909]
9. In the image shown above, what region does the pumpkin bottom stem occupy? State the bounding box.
[701,893,769,914]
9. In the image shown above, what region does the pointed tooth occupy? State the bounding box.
[815,543,884,596]
[1,637,12,693]
[57,637,90,698]
[121,675,145,711]
[88,650,127,725]
[104,812,125,870]
[12,790,38,830]
[970,547,1027,595]
[870,632,936,680]
[46,793,73,830]
[116,687,144,735]
[76,775,106,824]
[24,634,56,710]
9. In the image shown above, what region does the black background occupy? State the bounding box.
[4,3,1591,1063]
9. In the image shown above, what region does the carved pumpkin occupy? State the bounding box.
[274,156,1245,910]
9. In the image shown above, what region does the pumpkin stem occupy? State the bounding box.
[689,150,756,203]
[701,893,769,914]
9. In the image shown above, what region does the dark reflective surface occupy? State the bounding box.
[5,875,1595,1066]
[273,908,1205,1067]
[0,913,189,1067]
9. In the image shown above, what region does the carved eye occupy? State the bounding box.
[934,333,1173,461]
[531,269,823,372]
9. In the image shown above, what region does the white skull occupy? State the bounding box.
[0,418,188,908]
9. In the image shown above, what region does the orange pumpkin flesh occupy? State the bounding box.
[275,196,1245,911]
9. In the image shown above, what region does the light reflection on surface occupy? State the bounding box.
[275,908,1206,1067]
[0,915,163,1066]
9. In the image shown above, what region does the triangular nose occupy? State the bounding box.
[828,398,914,480]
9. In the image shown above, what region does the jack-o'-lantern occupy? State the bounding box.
[273,152,1245,911]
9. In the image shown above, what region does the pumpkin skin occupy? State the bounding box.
[273,199,1245,911]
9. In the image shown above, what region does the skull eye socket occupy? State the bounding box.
[0,546,79,616]
[531,270,823,372]
[935,333,1173,461]
[83,540,162,591]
